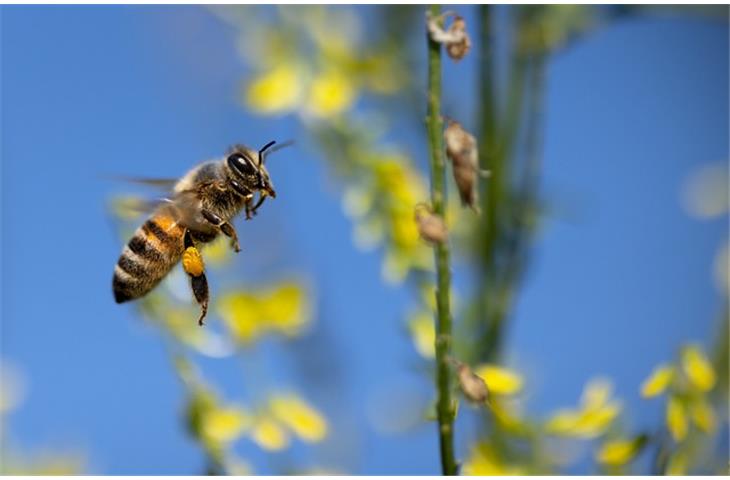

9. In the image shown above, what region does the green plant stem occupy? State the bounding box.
[426,4,457,476]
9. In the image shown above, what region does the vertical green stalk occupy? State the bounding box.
[425,4,457,475]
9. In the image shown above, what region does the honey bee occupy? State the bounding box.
[112,141,283,326]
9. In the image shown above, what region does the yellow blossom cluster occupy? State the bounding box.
[462,441,527,476]
[217,281,311,344]
[641,344,717,441]
[592,343,721,473]
[185,376,328,474]
[234,6,403,120]
[343,156,433,283]
[545,378,621,438]
[638,344,720,474]
[188,387,328,453]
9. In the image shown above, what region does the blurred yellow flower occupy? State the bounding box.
[251,416,290,451]
[245,64,304,114]
[217,282,310,343]
[666,396,688,442]
[490,400,529,435]
[0,362,25,415]
[201,406,251,444]
[640,364,675,398]
[226,456,253,476]
[269,393,328,442]
[581,378,612,410]
[596,436,645,466]
[462,442,526,475]
[689,397,716,433]
[153,302,233,358]
[681,162,729,220]
[665,450,689,475]
[306,70,356,118]
[202,235,232,267]
[264,283,311,336]
[2,455,86,475]
[681,345,716,392]
[545,379,621,438]
[408,310,435,358]
[473,364,524,396]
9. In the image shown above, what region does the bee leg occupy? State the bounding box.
[191,274,209,326]
[244,196,255,220]
[250,191,268,216]
[201,209,240,253]
[183,230,210,326]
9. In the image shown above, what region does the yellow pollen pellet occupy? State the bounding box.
[182,246,205,277]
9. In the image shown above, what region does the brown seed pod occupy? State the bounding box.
[443,119,488,213]
[426,11,471,61]
[452,359,490,405]
[414,203,448,244]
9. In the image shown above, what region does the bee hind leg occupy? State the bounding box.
[191,274,209,326]
[201,209,240,253]
[183,230,210,326]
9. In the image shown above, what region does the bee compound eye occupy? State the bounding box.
[227,153,257,176]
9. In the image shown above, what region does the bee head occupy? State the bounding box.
[226,143,276,198]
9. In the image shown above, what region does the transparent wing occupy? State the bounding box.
[105,175,179,191]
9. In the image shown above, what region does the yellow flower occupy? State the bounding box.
[250,416,290,451]
[596,436,646,466]
[226,456,253,476]
[473,364,524,396]
[581,378,613,410]
[490,400,529,435]
[0,362,25,415]
[217,282,310,343]
[681,162,729,220]
[574,402,621,437]
[202,235,232,267]
[545,409,582,435]
[269,394,328,442]
[261,283,311,337]
[462,442,526,475]
[665,450,689,475]
[408,311,435,358]
[306,70,356,118]
[689,397,716,433]
[245,64,304,114]
[681,345,716,392]
[201,406,250,444]
[641,364,675,398]
[666,396,688,442]
[545,378,621,438]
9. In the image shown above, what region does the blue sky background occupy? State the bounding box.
[1,5,727,475]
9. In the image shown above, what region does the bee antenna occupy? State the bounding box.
[259,140,277,158]
[259,139,294,164]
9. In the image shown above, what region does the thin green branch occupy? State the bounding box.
[426,4,457,475]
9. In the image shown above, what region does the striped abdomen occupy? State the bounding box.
[113,212,186,303]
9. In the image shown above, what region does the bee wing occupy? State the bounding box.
[109,195,175,219]
[107,175,179,219]
[106,175,179,191]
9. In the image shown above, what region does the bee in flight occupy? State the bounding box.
[112,141,284,326]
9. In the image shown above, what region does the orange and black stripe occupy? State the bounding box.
[113,212,186,303]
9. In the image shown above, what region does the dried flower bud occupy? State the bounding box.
[426,11,471,61]
[414,204,448,244]
[445,16,470,60]
[453,360,490,405]
[444,119,488,213]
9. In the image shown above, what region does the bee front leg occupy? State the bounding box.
[201,209,241,253]
[183,230,209,326]
[250,192,268,216]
